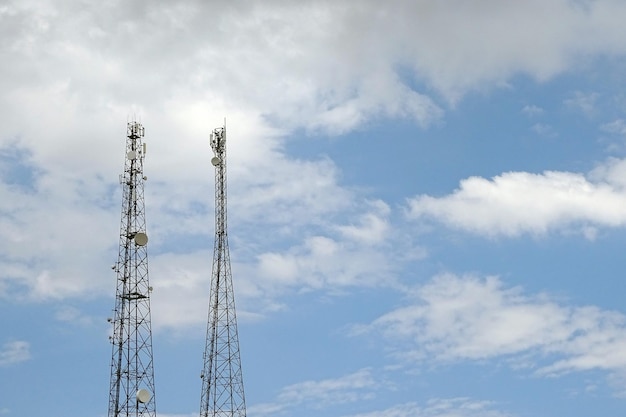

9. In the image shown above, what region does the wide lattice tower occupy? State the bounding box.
[200,124,246,417]
[108,121,157,417]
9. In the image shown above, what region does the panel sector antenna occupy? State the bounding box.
[108,121,157,417]
[200,124,247,417]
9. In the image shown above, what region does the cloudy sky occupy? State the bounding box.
[3,0,626,416]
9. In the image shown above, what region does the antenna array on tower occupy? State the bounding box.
[108,121,157,417]
[200,124,247,417]
[104,121,246,417]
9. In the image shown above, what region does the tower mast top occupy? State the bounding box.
[200,122,246,417]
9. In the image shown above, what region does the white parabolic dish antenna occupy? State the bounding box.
[127,150,137,160]
[134,232,148,246]
[136,389,151,403]
[211,156,221,166]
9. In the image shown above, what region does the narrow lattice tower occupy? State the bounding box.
[200,124,246,417]
[108,121,157,417]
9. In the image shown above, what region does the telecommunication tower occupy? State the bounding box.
[200,124,247,417]
[108,121,157,417]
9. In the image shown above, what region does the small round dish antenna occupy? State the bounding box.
[211,156,221,166]
[134,232,148,246]
[127,151,137,160]
[136,389,151,403]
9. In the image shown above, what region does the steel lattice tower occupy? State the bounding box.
[200,124,246,417]
[108,121,157,417]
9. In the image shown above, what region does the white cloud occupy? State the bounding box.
[149,251,212,331]
[0,149,118,299]
[156,414,196,417]
[601,119,626,136]
[600,119,626,152]
[0,86,357,304]
[341,398,511,417]
[252,377,513,417]
[229,152,352,229]
[148,202,402,330]
[587,157,626,189]
[522,104,544,117]
[337,200,391,245]
[2,0,626,302]
[358,274,626,378]
[254,233,393,295]
[237,200,397,303]
[278,368,376,405]
[54,305,94,326]
[4,0,626,145]
[249,368,377,417]
[407,159,626,238]
[0,340,31,366]
[531,123,557,137]
[564,91,600,116]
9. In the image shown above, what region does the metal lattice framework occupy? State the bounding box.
[108,121,157,417]
[200,125,246,417]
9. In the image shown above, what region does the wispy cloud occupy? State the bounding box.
[341,398,512,417]
[54,305,94,326]
[156,413,196,417]
[0,340,31,366]
[148,197,416,329]
[249,369,377,417]
[522,104,544,117]
[531,123,557,137]
[564,91,600,116]
[357,274,626,378]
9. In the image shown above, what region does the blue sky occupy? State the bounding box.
[3,1,626,416]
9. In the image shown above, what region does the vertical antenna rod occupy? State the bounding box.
[108,121,157,417]
[200,124,247,417]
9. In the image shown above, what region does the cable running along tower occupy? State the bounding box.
[108,121,157,417]
[200,124,246,417]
